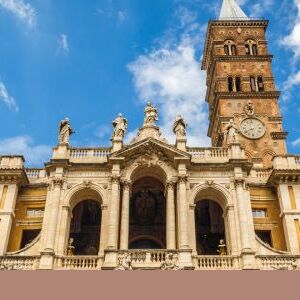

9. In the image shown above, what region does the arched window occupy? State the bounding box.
[250,76,264,92]
[245,40,258,56]
[235,77,241,92]
[224,40,237,56]
[228,77,234,92]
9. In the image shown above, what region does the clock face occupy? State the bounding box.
[240,118,266,139]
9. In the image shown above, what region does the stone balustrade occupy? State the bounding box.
[0,156,24,169]
[69,148,111,163]
[193,255,238,270]
[0,256,40,270]
[273,156,300,170]
[26,169,46,179]
[257,255,299,270]
[55,256,102,270]
[188,147,229,163]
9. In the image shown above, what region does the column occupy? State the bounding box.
[56,205,71,256]
[178,176,189,249]
[166,180,176,249]
[107,175,121,249]
[277,184,300,254]
[120,180,131,250]
[0,184,19,255]
[39,177,63,269]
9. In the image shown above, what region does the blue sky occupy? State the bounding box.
[0,0,299,166]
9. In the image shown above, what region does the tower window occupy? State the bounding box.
[228,77,234,92]
[245,40,258,56]
[235,77,241,92]
[257,76,264,91]
[224,40,237,56]
[228,76,242,92]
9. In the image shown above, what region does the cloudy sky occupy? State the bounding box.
[0,0,299,166]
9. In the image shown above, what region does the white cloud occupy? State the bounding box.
[57,33,69,55]
[117,10,126,23]
[249,0,274,18]
[0,81,19,112]
[128,7,209,147]
[0,136,51,166]
[282,0,300,60]
[292,137,300,147]
[0,0,36,27]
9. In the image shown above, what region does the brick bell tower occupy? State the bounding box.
[202,0,287,167]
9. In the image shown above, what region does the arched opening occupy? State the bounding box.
[69,200,102,255]
[195,200,225,255]
[129,176,166,249]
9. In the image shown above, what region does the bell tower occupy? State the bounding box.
[202,0,287,167]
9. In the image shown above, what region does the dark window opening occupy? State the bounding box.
[252,44,258,55]
[228,77,234,92]
[231,45,237,56]
[235,77,241,92]
[257,76,264,91]
[256,230,272,247]
[224,44,229,55]
[250,76,256,92]
[20,229,40,249]
[245,44,251,55]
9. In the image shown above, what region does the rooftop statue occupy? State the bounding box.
[112,113,128,139]
[143,101,158,126]
[173,114,187,138]
[58,117,75,145]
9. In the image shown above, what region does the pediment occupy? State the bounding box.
[109,138,190,165]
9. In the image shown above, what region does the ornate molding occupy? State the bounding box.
[51,177,64,189]
[178,175,188,184]
[271,132,288,140]
[111,175,121,185]
[121,179,132,190]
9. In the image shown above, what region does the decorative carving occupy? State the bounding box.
[224,119,240,145]
[52,178,64,189]
[205,180,214,186]
[217,239,227,256]
[58,117,75,145]
[112,113,128,139]
[144,101,158,126]
[178,175,188,184]
[111,175,120,184]
[83,180,92,188]
[244,100,254,116]
[121,180,132,190]
[166,180,176,189]
[161,253,183,270]
[173,115,187,138]
[115,253,132,271]
[66,238,75,256]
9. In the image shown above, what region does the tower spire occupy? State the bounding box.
[219,0,248,20]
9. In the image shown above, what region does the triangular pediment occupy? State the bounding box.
[109,138,190,164]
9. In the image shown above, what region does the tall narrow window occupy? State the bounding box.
[257,76,264,91]
[250,76,256,92]
[245,44,251,55]
[231,45,237,56]
[228,77,234,92]
[235,77,241,92]
[252,44,258,55]
[224,44,229,55]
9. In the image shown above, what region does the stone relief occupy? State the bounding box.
[58,117,75,145]
[144,101,158,126]
[161,253,183,270]
[224,119,240,145]
[115,253,133,270]
[244,100,254,116]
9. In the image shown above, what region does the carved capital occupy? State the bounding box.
[111,175,120,185]
[178,175,188,184]
[234,178,245,189]
[121,180,132,190]
[51,178,64,189]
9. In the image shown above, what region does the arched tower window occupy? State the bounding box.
[224,40,237,56]
[228,76,242,92]
[250,76,264,92]
[228,77,234,92]
[245,40,258,56]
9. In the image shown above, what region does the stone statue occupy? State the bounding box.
[115,253,132,271]
[244,100,254,116]
[58,117,75,145]
[217,239,227,256]
[67,238,75,256]
[173,115,187,138]
[161,253,183,270]
[144,101,158,126]
[225,119,239,145]
[112,113,128,139]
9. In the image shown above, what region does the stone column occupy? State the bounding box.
[235,179,256,269]
[166,180,176,249]
[277,184,300,254]
[224,205,239,255]
[0,184,19,255]
[177,176,189,249]
[39,178,63,269]
[107,175,121,249]
[56,205,71,256]
[120,180,131,250]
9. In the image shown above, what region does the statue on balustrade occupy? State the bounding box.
[161,253,183,270]
[112,113,128,139]
[225,119,239,145]
[144,101,158,126]
[173,115,187,138]
[59,117,75,145]
[115,253,133,271]
[217,239,227,256]
[67,238,75,256]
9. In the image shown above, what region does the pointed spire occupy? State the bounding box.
[219,0,248,20]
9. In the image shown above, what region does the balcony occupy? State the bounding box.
[188,147,230,163]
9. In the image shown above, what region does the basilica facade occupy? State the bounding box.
[1,0,300,270]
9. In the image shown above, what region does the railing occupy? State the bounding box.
[26,169,45,179]
[70,148,111,159]
[188,148,229,161]
[0,256,40,270]
[257,255,298,270]
[273,156,300,170]
[55,256,102,270]
[193,255,237,270]
[251,168,272,180]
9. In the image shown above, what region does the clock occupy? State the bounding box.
[240,118,266,139]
